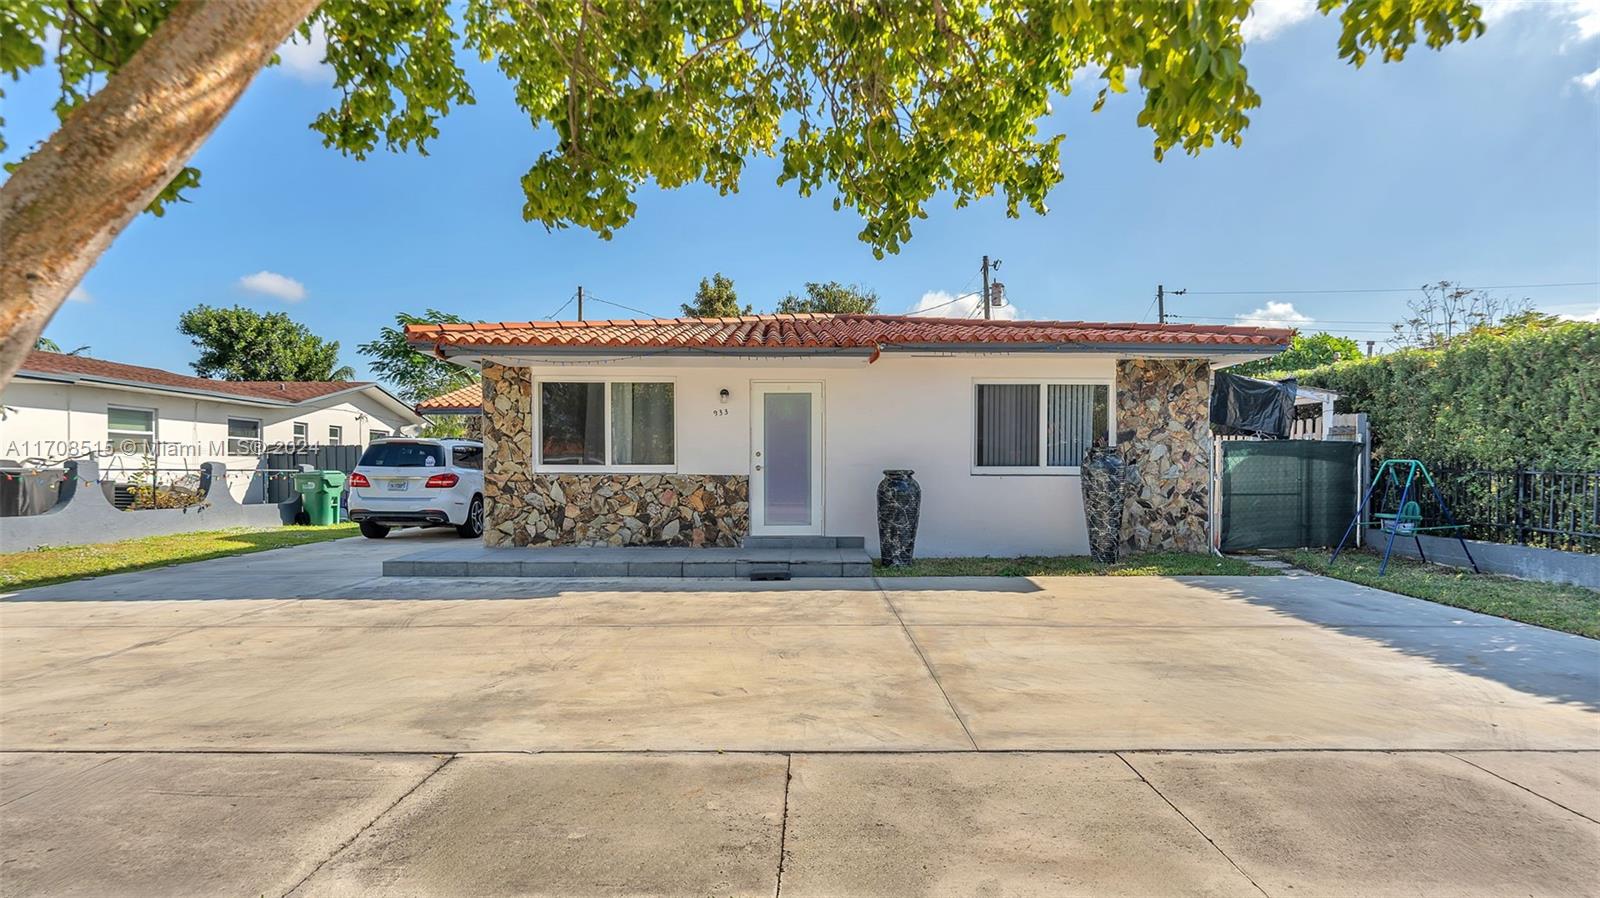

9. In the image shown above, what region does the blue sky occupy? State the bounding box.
[6,0,1598,382]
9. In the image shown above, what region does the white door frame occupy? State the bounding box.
[749,381,824,536]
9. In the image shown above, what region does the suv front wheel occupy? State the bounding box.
[457,496,484,539]
[359,521,391,540]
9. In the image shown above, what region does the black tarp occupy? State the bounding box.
[1210,371,1296,439]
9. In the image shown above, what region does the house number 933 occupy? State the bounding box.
[711,408,730,417]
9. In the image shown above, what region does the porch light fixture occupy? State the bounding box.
[719,388,730,404]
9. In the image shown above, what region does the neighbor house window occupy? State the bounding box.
[293,422,308,446]
[538,379,675,470]
[107,406,156,454]
[973,381,1110,474]
[369,430,390,443]
[328,425,343,445]
[227,417,262,456]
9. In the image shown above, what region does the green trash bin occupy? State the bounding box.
[293,470,346,526]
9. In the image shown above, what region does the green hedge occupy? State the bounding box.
[1294,322,1599,469]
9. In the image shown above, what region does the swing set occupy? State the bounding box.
[1330,459,1480,575]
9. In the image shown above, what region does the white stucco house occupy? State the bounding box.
[2,350,423,501]
[405,313,1291,557]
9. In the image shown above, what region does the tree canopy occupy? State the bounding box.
[1233,332,1362,376]
[776,282,880,315]
[681,273,749,318]
[357,309,480,404]
[178,304,354,381]
[2,0,1485,248]
[0,0,1486,389]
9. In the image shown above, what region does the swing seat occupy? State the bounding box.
[1377,500,1422,536]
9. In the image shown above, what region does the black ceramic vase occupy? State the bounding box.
[876,469,921,567]
[1081,446,1129,564]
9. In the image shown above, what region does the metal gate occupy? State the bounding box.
[1219,441,1362,550]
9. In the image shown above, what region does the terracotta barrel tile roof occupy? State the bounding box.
[404,313,1292,351]
[416,382,484,412]
[18,350,370,402]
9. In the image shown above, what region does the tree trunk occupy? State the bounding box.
[0,0,322,389]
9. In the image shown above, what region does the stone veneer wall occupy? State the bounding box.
[1116,358,1211,553]
[478,362,750,547]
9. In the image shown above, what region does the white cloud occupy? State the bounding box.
[1242,0,1317,42]
[1481,0,1600,45]
[66,285,91,303]
[275,21,332,84]
[239,270,308,302]
[1574,65,1600,91]
[1560,305,1600,321]
[1235,301,1312,328]
[907,290,1022,321]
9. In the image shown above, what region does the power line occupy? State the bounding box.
[585,295,672,319]
[542,294,575,320]
[1172,314,1398,325]
[911,290,981,314]
[1181,281,1598,297]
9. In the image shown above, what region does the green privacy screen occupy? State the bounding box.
[1220,441,1361,550]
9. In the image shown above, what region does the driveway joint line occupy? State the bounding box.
[1446,752,1600,826]
[1115,751,1271,898]
[774,753,793,898]
[872,576,980,751]
[6,747,1598,756]
[281,752,456,898]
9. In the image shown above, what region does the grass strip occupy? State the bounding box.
[0,524,360,593]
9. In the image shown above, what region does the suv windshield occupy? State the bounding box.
[358,442,445,468]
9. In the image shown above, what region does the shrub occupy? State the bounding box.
[1295,322,1599,469]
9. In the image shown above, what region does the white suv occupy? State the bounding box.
[347,438,485,539]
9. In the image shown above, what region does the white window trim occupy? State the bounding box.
[292,422,309,445]
[533,375,679,474]
[970,377,1115,476]
[327,424,343,445]
[106,404,158,454]
[226,416,263,456]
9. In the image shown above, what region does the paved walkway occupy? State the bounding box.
[2,539,1597,895]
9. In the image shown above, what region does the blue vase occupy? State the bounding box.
[877,470,921,566]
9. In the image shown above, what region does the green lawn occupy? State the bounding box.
[1280,549,1600,640]
[0,524,360,593]
[875,552,1272,578]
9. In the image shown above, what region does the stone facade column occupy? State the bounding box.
[1115,358,1211,553]
[481,362,533,547]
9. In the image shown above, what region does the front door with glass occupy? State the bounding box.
[750,382,823,535]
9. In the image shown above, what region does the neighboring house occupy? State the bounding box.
[405,314,1290,556]
[415,382,485,438]
[2,351,424,500]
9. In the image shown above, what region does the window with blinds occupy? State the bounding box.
[974,381,1110,472]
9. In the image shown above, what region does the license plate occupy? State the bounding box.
[386,480,409,491]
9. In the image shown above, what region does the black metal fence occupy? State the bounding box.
[1421,465,1599,554]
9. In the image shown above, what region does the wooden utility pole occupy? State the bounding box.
[577,285,584,321]
[1156,284,1185,324]
[981,256,992,320]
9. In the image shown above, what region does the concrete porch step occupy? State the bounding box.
[741,535,866,549]
[383,545,875,579]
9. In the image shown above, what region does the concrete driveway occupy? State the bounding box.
[2,537,1597,896]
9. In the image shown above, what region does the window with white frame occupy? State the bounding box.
[292,422,309,446]
[107,406,156,454]
[538,379,675,470]
[227,417,262,456]
[328,425,343,445]
[973,381,1111,473]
